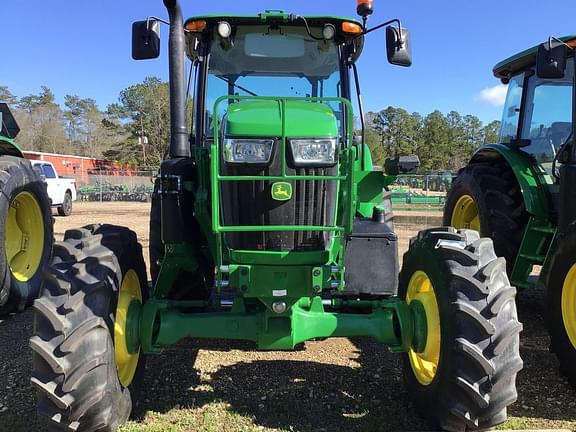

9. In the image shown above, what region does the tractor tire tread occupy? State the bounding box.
[31,224,146,432]
[443,161,528,274]
[544,232,576,388]
[400,228,522,431]
[0,155,53,313]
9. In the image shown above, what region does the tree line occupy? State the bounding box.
[0,77,171,167]
[364,108,500,172]
[1,81,500,171]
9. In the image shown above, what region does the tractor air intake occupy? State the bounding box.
[163,0,190,158]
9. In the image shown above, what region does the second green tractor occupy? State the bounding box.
[445,36,576,387]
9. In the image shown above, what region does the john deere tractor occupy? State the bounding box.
[0,103,52,314]
[444,37,576,387]
[30,1,522,430]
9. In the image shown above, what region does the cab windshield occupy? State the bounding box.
[205,24,343,136]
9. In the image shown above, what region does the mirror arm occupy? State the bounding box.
[147,16,169,28]
[139,17,169,50]
[363,18,402,40]
[547,36,575,52]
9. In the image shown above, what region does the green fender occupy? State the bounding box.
[355,145,396,218]
[0,136,24,158]
[470,143,553,219]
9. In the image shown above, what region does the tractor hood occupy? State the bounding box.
[225,100,339,138]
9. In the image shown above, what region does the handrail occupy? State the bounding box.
[210,95,354,234]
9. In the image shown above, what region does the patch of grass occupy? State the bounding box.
[121,409,576,432]
[120,402,287,432]
[498,416,576,431]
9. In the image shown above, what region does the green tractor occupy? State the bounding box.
[444,37,576,387]
[0,103,52,314]
[30,1,522,430]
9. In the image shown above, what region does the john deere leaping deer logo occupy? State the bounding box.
[271,182,292,201]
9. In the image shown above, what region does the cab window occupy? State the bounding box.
[520,59,573,165]
[499,73,524,144]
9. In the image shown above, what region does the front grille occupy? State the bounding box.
[293,168,336,250]
[219,144,337,251]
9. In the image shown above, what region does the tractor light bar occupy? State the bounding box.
[289,138,338,166]
[223,138,274,164]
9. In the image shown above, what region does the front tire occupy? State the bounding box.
[57,191,72,216]
[0,156,53,314]
[545,232,576,388]
[30,224,147,431]
[400,227,522,431]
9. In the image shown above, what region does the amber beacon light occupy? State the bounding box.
[357,0,374,18]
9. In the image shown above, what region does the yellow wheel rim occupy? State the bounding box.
[5,191,45,282]
[114,269,142,387]
[562,264,576,349]
[451,194,480,232]
[406,270,441,386]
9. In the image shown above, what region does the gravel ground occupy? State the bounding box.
[0,202,575,431]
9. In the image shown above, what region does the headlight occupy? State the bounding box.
[289,138,338,166]
[223,138,274,164]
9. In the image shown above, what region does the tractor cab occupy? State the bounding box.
[186,13,367,254]
[493,36,576,173]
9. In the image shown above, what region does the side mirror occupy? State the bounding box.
[384,155,420,175]
[536,41,567,79]
[386,26,412,67]
[132,20,161,60]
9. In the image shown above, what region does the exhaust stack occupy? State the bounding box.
[163,0,190,158]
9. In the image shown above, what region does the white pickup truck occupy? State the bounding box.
[31,160,77,216]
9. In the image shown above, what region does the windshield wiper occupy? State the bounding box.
[217,76,258,97]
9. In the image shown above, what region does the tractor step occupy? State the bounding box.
[529,226,556,234]
[517,253,546,263]
[511,217,556,289]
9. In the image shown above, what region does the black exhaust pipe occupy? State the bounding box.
[163,0,190,158]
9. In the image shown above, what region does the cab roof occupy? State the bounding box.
[185,10,362,30]
[493,35,576,82]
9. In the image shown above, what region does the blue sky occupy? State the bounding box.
[2,1,575,123]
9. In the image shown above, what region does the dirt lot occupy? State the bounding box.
[0,202,575,431]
